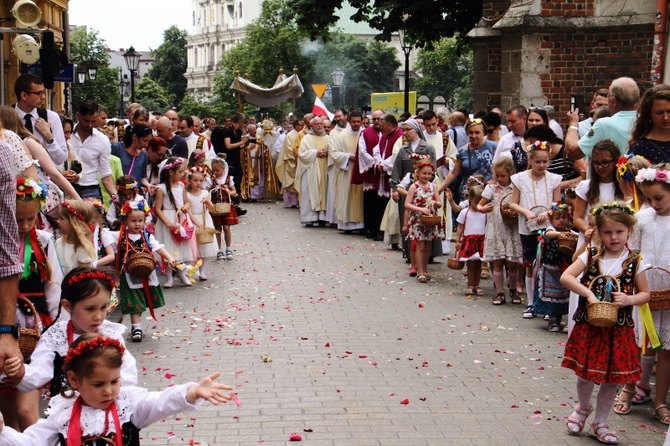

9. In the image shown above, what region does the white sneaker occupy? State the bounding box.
[175,268,192,286]
[226,249,234,260]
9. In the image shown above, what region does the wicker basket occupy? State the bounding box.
[447,256,465,270]
[82,436,116,445]
[526,205,550,233]
[557,232,578,255]
[126,251,156,278]
[196,226,220,244]
[499,192,518,224]
[420,214,441,227]
[211,189,231,216]
[586,274,620,328]
[647,267,670,311]
[17,295,40,360]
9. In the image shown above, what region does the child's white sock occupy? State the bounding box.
[132,323,141,331]
[525,276,534,305]
[640,354,655,387]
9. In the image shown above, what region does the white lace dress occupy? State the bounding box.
[631,208,670,347]
[0,384,202,444]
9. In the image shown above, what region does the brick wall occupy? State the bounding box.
[541,0,594,18]
[482,1,510,19]
[539,28,654,115]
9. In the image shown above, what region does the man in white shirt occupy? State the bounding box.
[493,105,528,161]
[69,100,116,199]
[177,114,211,159]
[13,73,67,165]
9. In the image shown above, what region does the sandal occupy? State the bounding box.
[417,274,428,283]
[480,268,490,279]
[474,287,484,296]
[465,287,474,295]
[492,293,506,305]
[509,290,521,304]
[613,387,634,415]
[566,402,592,434]
[654,404,670,425]
[588,422,618,444]
[632,382,652,405]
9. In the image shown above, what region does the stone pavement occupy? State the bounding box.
[130,201,667,445]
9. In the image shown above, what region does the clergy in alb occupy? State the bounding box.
[295,116,329,225]
[330,111,365,232]
[275,118,304,207]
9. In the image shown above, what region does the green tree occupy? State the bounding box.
[414,39,473,111]
[292,0,482,50]
[69,27,119,114]
[148,26,188,107]
[135,77,171,112]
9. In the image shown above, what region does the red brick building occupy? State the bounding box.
[469,0,656,116]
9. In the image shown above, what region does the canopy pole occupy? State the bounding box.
[292,65,298,116]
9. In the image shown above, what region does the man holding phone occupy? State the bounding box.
[577,89,609,137]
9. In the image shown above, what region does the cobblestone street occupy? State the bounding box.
[132,201,667,445]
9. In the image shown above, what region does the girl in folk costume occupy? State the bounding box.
[116,200,177,343]
[210,154,239,261]
[187,167,218,280]
[55,200,98,275]
[455,185,487,295]
[615,154,650,212]
[403,159,443,283]
[560,203,649,445]
[107,175,143,230]
[87,199,115,269]
[508,141,562,319]
[187,149,213,189]
[9,268,138,403]
[618,165,670,423]
[477,156,522,305]
[532,203,574,332]
[0,333,234,445]
[154,157,194,287]
[0,177,64,432]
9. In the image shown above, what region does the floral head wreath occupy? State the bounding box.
[120,200,151,218]
[188,166,209,177]
[409,153,429,160]
[87,199,105,216]
[468,176,485,187]
[616,155,648,182]
[117,181,138,192]
[160,158,183,172]
[64,336,125,365]
[193,151,206,160]
[67,269,115,288]
[16,177,46,208]
[635,167,670,185]
[61,201,87,222]
[527,140,552,154]
[548,201,569,216]
[591,201,635,217]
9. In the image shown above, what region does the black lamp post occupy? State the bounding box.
[398,27,412,114]
[118,76,128,117]
[331,67,344,111]
[123,45,141,104]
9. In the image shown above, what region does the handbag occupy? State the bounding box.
[171,211,194,242]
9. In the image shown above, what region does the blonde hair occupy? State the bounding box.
[492,156,515,177]
[468,185,484,202]
[588,207,637,271]
[59,200,97,260]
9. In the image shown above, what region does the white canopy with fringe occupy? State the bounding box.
[230,73,304,107]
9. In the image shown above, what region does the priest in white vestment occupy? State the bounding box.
[295,117,329,225]
[325,109,349,225]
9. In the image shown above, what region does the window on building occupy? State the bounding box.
[192,12,195,26]
[194,47,198,67]
[210,45,215,64]
[238,2,243,18]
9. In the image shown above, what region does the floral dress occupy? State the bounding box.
[407,182,444,241]
[482,183,522,262]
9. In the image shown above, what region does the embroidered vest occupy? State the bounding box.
[57,421,140,446]
[574,247,639,326]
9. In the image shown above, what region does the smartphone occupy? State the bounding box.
[570,94,585,114]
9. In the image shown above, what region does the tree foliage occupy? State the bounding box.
[148,26,188,107]
[135,77,171,112]
[69,27,119,114]
[292,0,482,50]
[212,0,400,119]
[414,39,473,111]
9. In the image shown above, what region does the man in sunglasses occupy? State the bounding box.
[13,73,67,165]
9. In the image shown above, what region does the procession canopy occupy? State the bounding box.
[230,71,304,107]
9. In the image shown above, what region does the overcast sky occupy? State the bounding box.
[68,0,192,51]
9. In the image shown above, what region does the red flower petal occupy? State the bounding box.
[400,399,409,405]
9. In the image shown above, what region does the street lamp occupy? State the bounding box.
[331,67,344,110]
[77,69,86,84]
[118,76,129,117]
[123,45,141,104]
[87,66,98,81]
[398,26,412,114]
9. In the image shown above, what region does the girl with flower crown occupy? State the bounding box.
[187,166,218,280]
[560,203,649,445]
[116,199,177,342]
[0,176,65,431]
[624,164,670,424]
[5,268,138,415]
[615,154,651,212]
[55,200,98,275]
[187,148,213,187]
[0,333,233,445]
[106,175,143,230]
[509,140,562,319]
[531,202,575,332]
[154,157,195,287]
